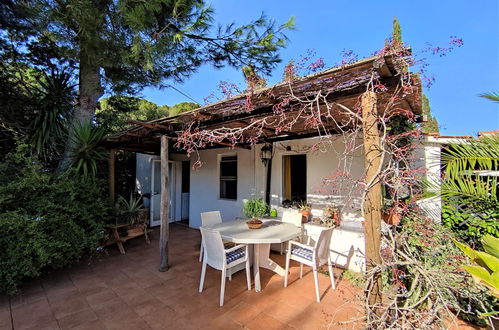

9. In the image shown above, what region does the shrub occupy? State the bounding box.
[0,147,110,294]
[242,198,269,218]
[442,203,499,248]
[363,210,497,328]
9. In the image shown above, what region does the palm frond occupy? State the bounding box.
[441,176,498,214]
[479,91,499,103]
[441,135,499,181]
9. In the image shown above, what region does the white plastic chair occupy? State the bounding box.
[199,227,251,306]
[199,211,223,262]
[284,226,335,302]
[279,210,304,254]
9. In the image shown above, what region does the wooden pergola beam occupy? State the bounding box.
[108,149,116,202]
[361,91,383,306]
[126,120,157,129]
[159,135,170,272]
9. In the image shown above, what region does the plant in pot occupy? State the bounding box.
[242,198,268,229]
[382,200,403,226]
[117,194,145,235]
[323,205,341,227]
[297,201,312,223]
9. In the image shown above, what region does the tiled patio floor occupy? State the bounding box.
[1,224,363,330]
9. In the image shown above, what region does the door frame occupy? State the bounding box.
[150,160,176,227]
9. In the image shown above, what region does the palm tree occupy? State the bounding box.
[441,134,499,215]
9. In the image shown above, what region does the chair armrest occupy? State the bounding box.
[288,240,313,251]
[225,244,247,253]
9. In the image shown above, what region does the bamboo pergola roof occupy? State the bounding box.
[104,54,422,154]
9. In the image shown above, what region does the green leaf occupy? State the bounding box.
[454,239,478,260]
[483,235,499,259]
[475,251,499,272]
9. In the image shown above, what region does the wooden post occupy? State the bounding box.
[108,149,116,202]
[361,91,383,306]
[159,135,170,272]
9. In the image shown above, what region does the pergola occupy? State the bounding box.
[104,53,422,303]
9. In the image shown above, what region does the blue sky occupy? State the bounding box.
[141,0,499,136]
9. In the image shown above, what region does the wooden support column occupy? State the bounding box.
[159,135,170,272]
[361,91,383,306]
[108,149,116,202]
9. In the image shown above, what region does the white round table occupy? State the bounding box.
[208,219,301,292]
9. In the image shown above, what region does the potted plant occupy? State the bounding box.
[382,201,402,226]
[322,205,341,227]
[297,201,312,223]
[117,194,145,235]
[242,198,269,219]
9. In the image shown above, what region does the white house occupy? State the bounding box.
[106,55,424,273]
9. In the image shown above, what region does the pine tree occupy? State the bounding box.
[1,1,295,169]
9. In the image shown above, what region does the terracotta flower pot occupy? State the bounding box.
[332,213,341,227]
[382,211,401,226]
[299,210,311,223]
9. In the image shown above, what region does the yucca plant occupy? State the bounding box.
[30,69,75,162]
[68,123,107,178]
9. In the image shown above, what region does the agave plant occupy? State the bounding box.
[455,235,499,298]
[68,122,107,178]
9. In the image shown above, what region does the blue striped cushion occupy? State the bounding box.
[291,246,313,261]
[226,248,245,264]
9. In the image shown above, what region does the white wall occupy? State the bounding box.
[188,136,366,231]
[188,147,258,228]
[268,136,366,230]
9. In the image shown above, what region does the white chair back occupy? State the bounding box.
[201,211,222,227]
[314,227,334,264]
[199,227,225,270]
[282,210,302,227]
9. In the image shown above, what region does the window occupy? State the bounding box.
[220,155,237,200]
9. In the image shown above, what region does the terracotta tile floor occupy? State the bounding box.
[0,224,363,330]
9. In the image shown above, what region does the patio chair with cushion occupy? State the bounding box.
[284,226,335,302]
[199,227,251,306]
[199,211,222,262]
[279,210,304,255]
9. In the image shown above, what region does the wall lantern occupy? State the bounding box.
[260,143,273,166]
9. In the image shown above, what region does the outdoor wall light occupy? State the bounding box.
[260,143,273,166]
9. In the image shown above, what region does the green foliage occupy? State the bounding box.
[68,123,107,178]
[242,198,269,218]
[0,146,110,294]
[421,94,440,133]
[455,236,499,298]
[441,135,499,215]
[116,194,143,225]
[167,102,199,117]
[0,62,75,167]
[5,1,294,93]
[479,91,499,103]
[342,270,365,288]
[392,17,402,43]
[442,204,498,247]
[96,96,197,134]
[393,212,498,326]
